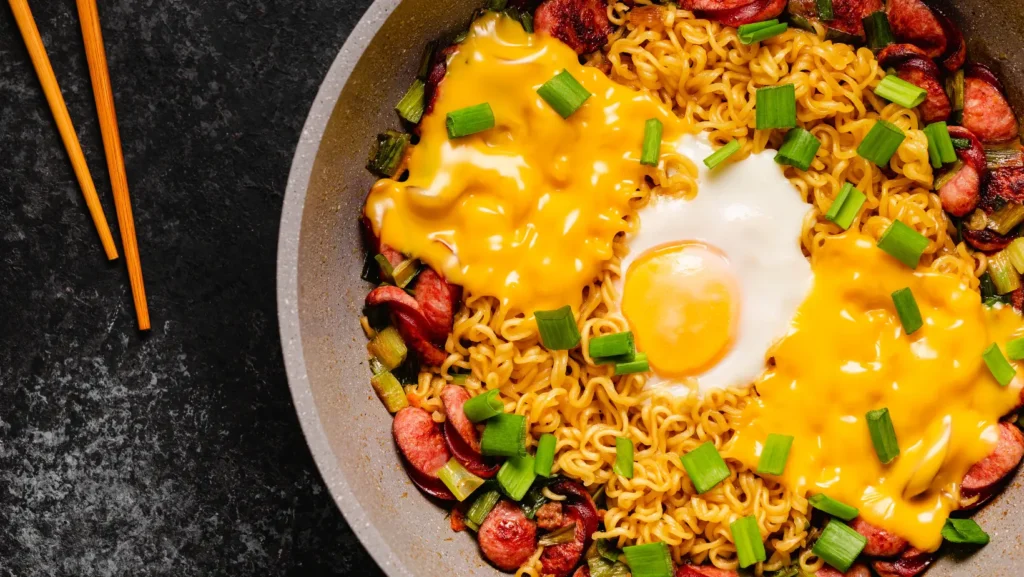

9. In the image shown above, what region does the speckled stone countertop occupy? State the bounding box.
[0,1,385,575]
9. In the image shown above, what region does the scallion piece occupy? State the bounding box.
[985,145,1024,169]
[951,137,971,150]
[876,220,929,269]
[812,520,867,572]
[1006,337,1024,361]
[590,332,636,360]
[622,542,673,577]
[989,250,1022,294]
[874,75,927,109]
[808,494,859,521]
[369,361,409,413]
[738,20,788,44]
[987,203,1024,236]
[891,287,923,335]
[535,433,557,477]
[395,79,426,124]
[866,408,900,464]
[775,128,821,171]
[496,454,536,501]
[731,515,766,568]
[704,140,741,169]
[680,442,730,494]
[481,413,528,457]
[374,254,396,282]
[537,69,592,118]
[946,69,965,115]
[391,258,421,288]
[857,120,906,166]
[614,352,649,376]
[824,182,867,230]
[539,522,578,546]
[863,11,894,50]
[641,118,663,166]
[446,103,495,139]
[464,389,504,422]
[367,326,408,370]
[925,124,943,169]
[588,556,632,577]
[816,0,834,20]
[941,518,990,545]
[452,373,469,384]
[614,437,634,479]
[438,458,486,501]
[535,305,581,350]
[982,343,1016,387]
[756,84,797,130]
[366,130,411,177]
[466,487,501,527]
[756,433,793,476]
[926,121,958,165]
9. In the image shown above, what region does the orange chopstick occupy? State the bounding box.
[77,0,150,331]
[8,0,118,261]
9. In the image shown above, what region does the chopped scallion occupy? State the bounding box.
[374,254,396,282]
[446,103,495,138]
[704,140,741,169]
[614,352,649,375]
[738,20,788,44]
[946,69,965,114]
[863,11,894,50]
[391,258,421,288]
[866,408,900,464]
[731,515,766,568]
[416,41,436,80]
[366,130,411,177]
[942,518,990,545]
[951,137,971,150]
[875,75,927,109]
[590,332,636,360]
[367,326,408,370]
[614,437,634,479]
[622,542,673,577]
[496,454,536,501]
[808,494,859,521]
[481,413,528,457]
[986,145,1024,169]
[535,305,581,350]
[1006,238,1024,274]
[756,84,797,130]
[925,122,957,165]
[680,442,730,494]
[816,0,834,20]
[539,522,578,546]
[982,343,1016,387]
[989,250,1022,294]
[876,220,929,269]
[987,203,1024,236]
[466,487,501,527]
[370,363,409,413]
[858,120,906,167]
[537,69,592,118]
[641,118,663,166]
[812,520,867,572]
[464,389,504,422]
[395,79,426,124]
[824,182,867,230]
[535,433,557,477]
[1007,337,1024,361]
[756,433,793,476]
[891,287,923,335]
[438,458,486,501]
[588,556,632,577]
[775,128,821,171]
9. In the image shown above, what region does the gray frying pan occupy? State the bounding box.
[276,1,1024,575]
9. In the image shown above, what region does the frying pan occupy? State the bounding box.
[276,1,1024,575]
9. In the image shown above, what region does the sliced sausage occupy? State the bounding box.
[1011,287,1024,312]
[987,168,1024,204]
[425,44,458,117]
[964,65,1020,144]
[443,421,499,478]
[414,268,460,342]
[366,266,459,367]
[787,0,883,40]
[536,501,566,530]
[887,0,947,59]
[534,0,612,55]
[573,567,591,577]
[850,518,909,557]
[947,126,987,172]
[441,385,481,452]
[939,162,981,217]
[681,0,755,9]
[393,310,448,366]
[393,407,455,500]
[676,566,740,577]
[877,43,930,66]
[872,548,934,577]
[897,64,951,123]
[934,9,966,71]
[962,227,1016,252]
[817,564,872,577]
[546,479,599,552]
[479,500,538,571]
[540,509,586,577]
[698,0,786,27]
[960,421,1024,509]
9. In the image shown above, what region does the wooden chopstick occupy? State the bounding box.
[76,0,150,331]
[8,0,119,261]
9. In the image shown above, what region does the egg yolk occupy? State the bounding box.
[622,243,740,377]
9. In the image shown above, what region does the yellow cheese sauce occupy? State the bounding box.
[729,233,1024,552]
[363,13,694,316]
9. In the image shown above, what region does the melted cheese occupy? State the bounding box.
[363,14,693,315]
[729,234,1024,552]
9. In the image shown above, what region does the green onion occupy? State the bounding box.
[816,0,834,20]
[946,69,965,115]
[704,140,741,169]
[520,483,548,519]
[858,120,906,166]
[812,520,867,572]
[756,433,794,476]
[537,69,592,118]
[942,518,990,545]
[374,254,396,282]
[596,539,623,563]
[989,250,1022,294]
[391,258,421,288]
[481,413,528,457]
[738,20,788,44]
[986,145,1024,169]
[535,305,581,350]
[366,130,411,177]
[866,408,900,464]
[614,437,634,479]
[876,220,929,269]
[535,433,557,477]
[771,567,800,577]
[588,557,632,577]
[497,454,536,501]
[1006,238,1024,273]
[1007,337,1024,361]
[981,272,997,299]
[863,12,894,50]
[987,203,1024,236]
[464,389,504,422]
[875,75,927,109]
[983,343,1016,387]
[446,103,495,138]
[539,522,578,546]
[808,494,859,521]
[641,118,663,166]
[590,332,636,360]
[452,373,469,384]
[623,542,673,577]
[951,137,971,150]
[369,361,409,413]
[438,458,486,501]
[680,442,731,494]
[756,84,797,130]
[925,125,943,169]
[416,41,436,80]
[466,487,501,527]
[775,128,821,171]
[395,79,426,124]
[367,326,408,370]
[614,352,649,376]
[824,182,867,230]
[731,515,767,568]
[891,287,924,335]
[926,122,958,165]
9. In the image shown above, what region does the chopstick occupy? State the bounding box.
[76,0,150,331]
[8,0,119,261]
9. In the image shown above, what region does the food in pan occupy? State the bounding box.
[356,0,1024,576]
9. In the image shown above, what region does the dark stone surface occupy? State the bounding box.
[0,1,385,575]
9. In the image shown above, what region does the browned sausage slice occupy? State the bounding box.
[787,0,883,40]
[933,9,966,71]
[479,500,538,571]
[872,548,934,577]
[964,66,1020,144]
[534,0,612,55]
[850,518,909,557]
[414,268,460,342]
[962,228,1016,253]
[393,310,448,366]
[887,0,947,58]
[947,126,987,172]
[680,0,756,10]
[393,407,456,500]
[676,566,740,577]
[987,167,1024,204]
[939,162,980,217]
[897,64,951,123]
[817,564,872,577]
[441,385,481,452]
[573,567,591,577]
[961,421,1024,509]
[535,501,566,530]
[539,508,586,577]
[698,0,786,27]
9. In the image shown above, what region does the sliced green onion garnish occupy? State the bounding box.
[481,413,528,457]
[891,287,924,335]
[614,352,649,375]
[985,145,1024,169]
[816,0,834,20]
[756,433,793,476]
[466,487,501,527]
[951,137,971,150]
[775,127,821,171]
[496,454,536,501]
[876,220,929,269]
[680,442,730,494]
[416,41,436,80]
[438,458,486,501]
[535,432,557,477]
[367,326,408,370]
[866,408,900,464]
[738,20,788,44]
[808,494,859,521]
[756,84,797,130]
[535,305,581,350]
[926,122,958,165]
[391,258,421,288]
[641,118,663,166]
[812,520,867,573]
[980,271,997,299]
[537,69,592,119]
[596,538,623,563]
[824,182,867,230]
[989,250,1022,294]
[987,203,1024,236]
[983,343,1016,387]
[946,69,965,114]
[863,11,894,50]
[446,103,495,139]
[588,556,632,577]
[857,120,906,166]
[590,332,636,360]
[925,124,943,169]
[370,362,409,413]
[1006,337,1024,361]
[464,389,504,422]
[374,254,396,282]
[395,79,426,124]
[731,515,767,568]
[614,437,634,479]
[367,130,411,177]
[622,542,673,577]
[1005,238,1024,274]
[704,140,741,169]
[874,75,927,109]
[942,518,990,545]
[539,522,578,546]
